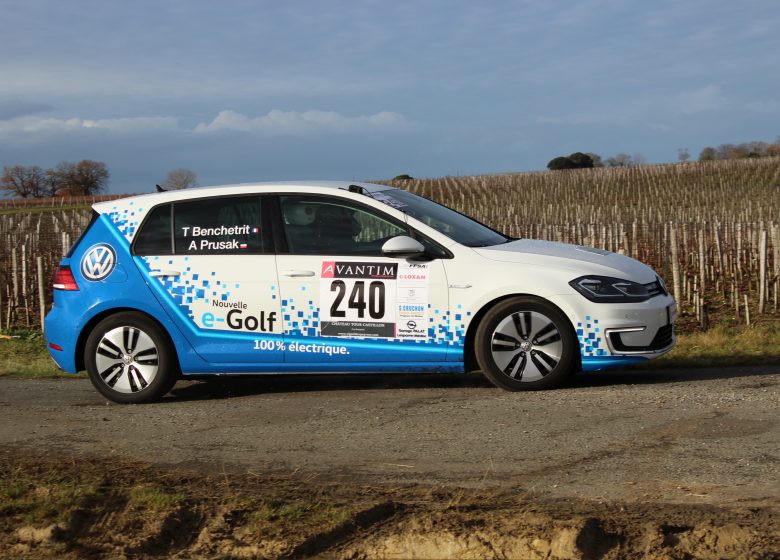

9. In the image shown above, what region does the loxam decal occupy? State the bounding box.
[319,260,430,340]
[80,243,117,281]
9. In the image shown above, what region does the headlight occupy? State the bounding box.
[569,275,653,303]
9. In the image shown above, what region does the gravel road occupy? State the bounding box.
[1,366,778,508]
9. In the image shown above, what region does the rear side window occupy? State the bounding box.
[174,196,266,254]
[134,204,172,255]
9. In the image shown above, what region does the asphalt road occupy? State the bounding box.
[1,366,778,508]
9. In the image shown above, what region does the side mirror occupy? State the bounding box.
[381,235,426,258]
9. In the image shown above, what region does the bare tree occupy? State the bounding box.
[48,160,109,196]
[604,153,646,167]
[1,165,53,198]
[677,148,690,163]
[605,153,633,167]
[162,168,198,190]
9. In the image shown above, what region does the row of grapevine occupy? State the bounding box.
[1,209,92,330]
[0,193,129,209]
[389,158,780,329]
[1,157,779,331]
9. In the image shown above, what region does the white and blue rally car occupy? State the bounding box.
[45,181,676,403]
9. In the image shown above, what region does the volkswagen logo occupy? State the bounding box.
[80,244,116,281]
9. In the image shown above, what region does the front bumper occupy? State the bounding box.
[605,323,675,354]
[556,294,677,372]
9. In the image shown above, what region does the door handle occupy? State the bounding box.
[149,270,181,278]
[281,270,316,277]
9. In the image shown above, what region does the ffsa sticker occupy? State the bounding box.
[320,261,429,339]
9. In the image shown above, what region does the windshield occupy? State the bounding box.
[371,189,511,247]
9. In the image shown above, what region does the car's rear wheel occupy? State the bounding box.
[475,297,577,391]
[84,312,178,403]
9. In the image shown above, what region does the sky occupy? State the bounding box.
[1,0,778,194]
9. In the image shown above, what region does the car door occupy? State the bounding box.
[273,193,450,368]
[133,194,284,365]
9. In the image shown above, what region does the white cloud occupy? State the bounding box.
[81,116,180,132]
[193,109,415,135]
[0,109,414,141]
[0,115,179,137]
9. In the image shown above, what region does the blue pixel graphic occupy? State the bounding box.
[107,204,473,350]
[106,201,142,241]
[576,315,607,357]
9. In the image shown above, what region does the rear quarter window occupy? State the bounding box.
[173,196,266,255]
[134,204,173,255]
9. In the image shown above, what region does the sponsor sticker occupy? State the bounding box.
[319,261,429,339]
[372,192,408,210]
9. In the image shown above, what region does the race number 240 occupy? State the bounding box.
[329,280,385,319]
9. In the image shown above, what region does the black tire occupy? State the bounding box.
[474,296,577,391]
[84,312,178,403]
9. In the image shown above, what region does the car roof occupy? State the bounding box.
[93,181,395,212]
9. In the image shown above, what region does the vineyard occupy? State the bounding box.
[1,158,779,332]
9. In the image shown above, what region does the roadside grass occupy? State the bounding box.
[650,322,780,368]
[219,477,355,523]
[0,455,354,531]
[2,453,778,559]
[1,324,778,380]
[0,462,101,525]
[0,331,84,379]
[128,485,186,511]
[223,493,356,539]
[0,454,366,556]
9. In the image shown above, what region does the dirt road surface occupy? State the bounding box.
[2,366,778,505]
[1,366,778,558]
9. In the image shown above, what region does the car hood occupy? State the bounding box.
[474,239,657,282]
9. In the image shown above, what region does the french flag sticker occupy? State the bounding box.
[251,227,260,234]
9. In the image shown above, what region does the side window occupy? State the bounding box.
[280,196,406,256]
[134,204,172,255]
[174,196,266,255]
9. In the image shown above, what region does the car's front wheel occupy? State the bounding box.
[475,297,577,391]
[84,312,178,403]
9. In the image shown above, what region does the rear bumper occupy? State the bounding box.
[45,301,82,373]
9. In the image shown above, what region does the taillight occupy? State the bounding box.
[52,266,79,291]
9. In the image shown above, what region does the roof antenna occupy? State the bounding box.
[155,184,167,192]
